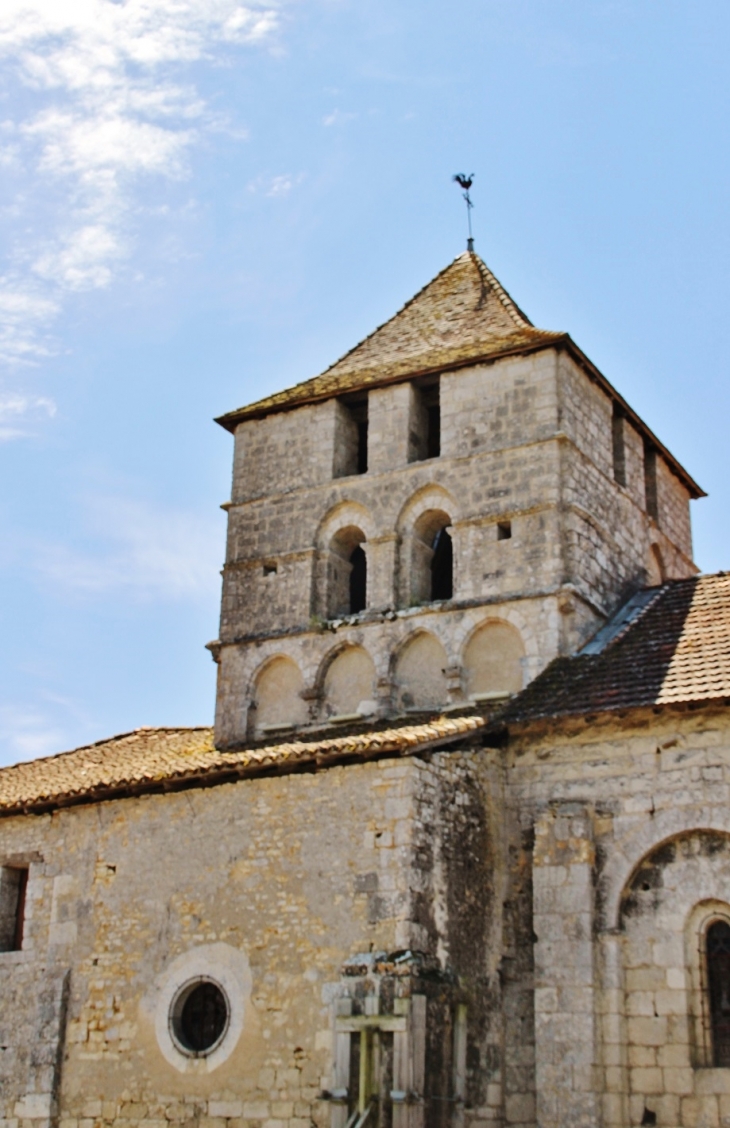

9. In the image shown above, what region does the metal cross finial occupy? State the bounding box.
[453,173,475,251]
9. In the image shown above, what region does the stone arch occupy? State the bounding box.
[694,902,730,1068]
[600,809,730,932]
[646,542,666,586]
[395,486,459,608]
[319,644,377,720]
[314,502,374,619]
[461,618,525,701]
[396,484,459,532]
[392,631,449,713]
[618,830,730,928]
[248,655,308,737]
[315,501,375,550]
[615,830,730,1099]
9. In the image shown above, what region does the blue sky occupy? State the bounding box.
[0,0,728,765]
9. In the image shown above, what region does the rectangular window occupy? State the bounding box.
[612,407,626,487]
[408,379,440,462]
[333,396,368,477]
[644,442,659,520]
[0,866,28,952]
[497,520,512,540]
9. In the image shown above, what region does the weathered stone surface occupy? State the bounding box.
[0,250,717,1128]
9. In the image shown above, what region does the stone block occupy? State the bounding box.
[629,1067,663,1094]
[207,1105,242,1120]
[681,1094,719,1128]
[14,1097,52,1120]
[504,1093,534,1123]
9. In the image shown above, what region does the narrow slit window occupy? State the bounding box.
[497,521,512,541]
[426,392,440,459]
[612,407,626,487]
[644,442,659,520]
[349,545,367,614]
[707,920,730,1066]
[408,381,440,462]
[0,866,28,952]
[431,528,453,601]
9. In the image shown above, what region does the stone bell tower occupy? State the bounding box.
[209,250,702,748]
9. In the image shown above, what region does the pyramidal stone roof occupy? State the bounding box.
[215,250,703,497]
[216,251,562,429]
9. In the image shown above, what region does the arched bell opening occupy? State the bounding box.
[410,509,453,606]
[327,526,367,618]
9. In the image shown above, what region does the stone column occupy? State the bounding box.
[533,802,600,1128]
[367,534,397,611]
[368,384,412,473]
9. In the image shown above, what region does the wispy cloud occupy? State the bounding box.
[31,496,223,600]
[0,0,281,366]
[247,171,304,197]
[0,704,66,762]
[0,391,55,439]
[322,108,356,127]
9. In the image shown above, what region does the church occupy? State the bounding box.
[1,249,729,1128]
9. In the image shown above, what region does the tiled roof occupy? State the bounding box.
[214,251,703,498]
[502,573,730,725]
[0,715,486,817]
[216,252,562,429]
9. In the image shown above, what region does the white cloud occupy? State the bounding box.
[0,284,58,363]
[0,394,55,439]
[0,391,55,438]
[322,108,356,127]
[0,0,281,367]
[33,223,123,289]
[247,171,304,197]
[0,704,65,763]
[33,496,223,600]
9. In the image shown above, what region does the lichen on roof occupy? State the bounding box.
[213,249,703,498]
[0,715,487,817]
[216,251,563,430]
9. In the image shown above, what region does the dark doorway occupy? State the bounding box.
[349,545,367,613]
[431,529,453,601]
[708,920,730,1066]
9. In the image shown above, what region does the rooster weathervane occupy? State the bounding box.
[453,173,475,252]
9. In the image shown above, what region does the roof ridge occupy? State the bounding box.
[471,253,534,329]
[580,585,669,656]
[314,252,484,381]
[501,572,730,726]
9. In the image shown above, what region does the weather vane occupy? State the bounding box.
[453,173,475,252]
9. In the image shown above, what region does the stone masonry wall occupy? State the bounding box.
[213,595,563,747]
[0,751,519,1128]
[215,347,696,745]
[507,704,730,1128]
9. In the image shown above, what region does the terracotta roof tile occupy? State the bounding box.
[0,715,486,816]
[216,252,562,429]
[503,573,730,724]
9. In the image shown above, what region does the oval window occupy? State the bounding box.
[169,978,230,1057]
